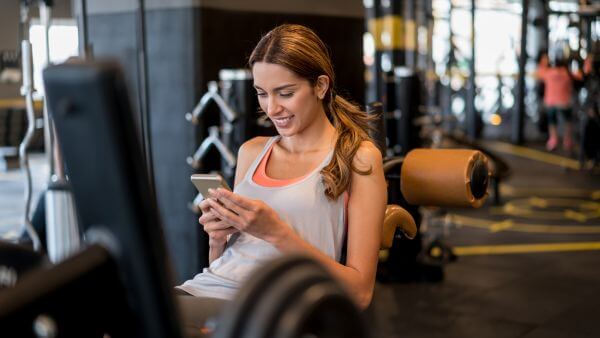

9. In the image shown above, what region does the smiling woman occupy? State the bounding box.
[176,24,386,328]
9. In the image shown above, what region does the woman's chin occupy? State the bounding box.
[275,127,296,137]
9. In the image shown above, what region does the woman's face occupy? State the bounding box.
[252,62,325,137]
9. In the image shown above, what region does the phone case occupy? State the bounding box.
[191,174,231,198]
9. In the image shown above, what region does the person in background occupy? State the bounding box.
[536,52,582,152]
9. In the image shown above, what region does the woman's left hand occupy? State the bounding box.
[205,188,289,243]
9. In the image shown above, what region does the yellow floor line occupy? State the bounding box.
[500,185,600,199]
[451,214,600,234]
[454,241,600,256]
[485,141,580,169]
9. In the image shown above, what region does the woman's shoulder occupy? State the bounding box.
[238,136,271,162]
[234,136,272,185]
[352,140,383,171]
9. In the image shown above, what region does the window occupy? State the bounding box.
[29,19,79,98]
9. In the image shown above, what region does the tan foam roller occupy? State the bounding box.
[400,149,489,208]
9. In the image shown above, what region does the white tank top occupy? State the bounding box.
[178,136,346,300]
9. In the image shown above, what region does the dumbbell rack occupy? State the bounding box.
[186,81,238,212]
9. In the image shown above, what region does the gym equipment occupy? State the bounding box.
[412,111,510,205]
[393,67,422,155]
[366,101,490,282]
[379,147,490,282]
[186,69,276,215]
[18,14,41,252]
[213,255,369,338]
[401,148,489,208]
[44,177,81,262]
[0,60,184,337]
[0,241,47,290]
[185,80,238,212]
[187,81,237,125]
[366,101,387,156]
[578,50,600,168]
[382,205,416,249]
[39,0,82,262]
[187,125,237,171]
[218,69,276,165]
[186,80,238,183]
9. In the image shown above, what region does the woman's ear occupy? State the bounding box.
[315,75,330,100]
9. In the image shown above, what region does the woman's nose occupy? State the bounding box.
[266,96,281,115]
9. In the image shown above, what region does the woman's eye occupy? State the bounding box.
[280,92,294,97]
[256,92,267,97]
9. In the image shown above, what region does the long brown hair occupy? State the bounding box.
[249,24,375,200]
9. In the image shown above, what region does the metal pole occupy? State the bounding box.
[466,0,477,139]
[364,0,382,104]
[405,0,417,70]
[19,39,41,252]
[136,0,155,199]
[443,0,454,122]
[512,0,529,144]
[425,0,436,109]
[77,0,91,58]
[18,1,41,251]
[39,2,54,178]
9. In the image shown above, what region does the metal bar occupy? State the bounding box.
[78,0,91,58]
[39,3,55,177]
[466,0,477,139]
[19,39,41,252]
[136,0,155,198]
[512,0,529,145]
[443,0,454,120]
[405,0,417,69]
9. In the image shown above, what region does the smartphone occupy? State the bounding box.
[191,173,231,199]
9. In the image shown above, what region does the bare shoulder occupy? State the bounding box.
[239,136,270,156]
[352,140,383,172]
[234,136,271,185]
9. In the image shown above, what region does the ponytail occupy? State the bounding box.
[321,92,376,200]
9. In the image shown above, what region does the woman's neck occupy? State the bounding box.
[278,112,336,155]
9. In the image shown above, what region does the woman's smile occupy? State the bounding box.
[272,115,294,128]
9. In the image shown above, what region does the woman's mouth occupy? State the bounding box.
[273,115,294,128]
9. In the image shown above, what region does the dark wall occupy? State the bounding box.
[86,9,200,283]
[86,13,142,127]
[84,5,364,283]
[146,9,201,282]
[197,7,365,104]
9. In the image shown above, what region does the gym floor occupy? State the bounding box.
[1,142,599,337]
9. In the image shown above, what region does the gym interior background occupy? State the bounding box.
[0,0,599,337]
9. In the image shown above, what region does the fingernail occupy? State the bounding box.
[208,188,215,194]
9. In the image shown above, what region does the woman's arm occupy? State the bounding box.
[207,141,386,309]
[204,137,269,263]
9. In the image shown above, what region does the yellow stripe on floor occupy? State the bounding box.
[501,185,600,199]
[485,141,580,170]
[451,214,600,234]
[454,242,600,256]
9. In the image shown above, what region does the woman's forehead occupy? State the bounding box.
[252,62,304,86]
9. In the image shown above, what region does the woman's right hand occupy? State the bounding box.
[198,197,239,248]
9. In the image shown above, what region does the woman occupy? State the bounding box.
[536,53,582,152]
[177,24,386,313]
